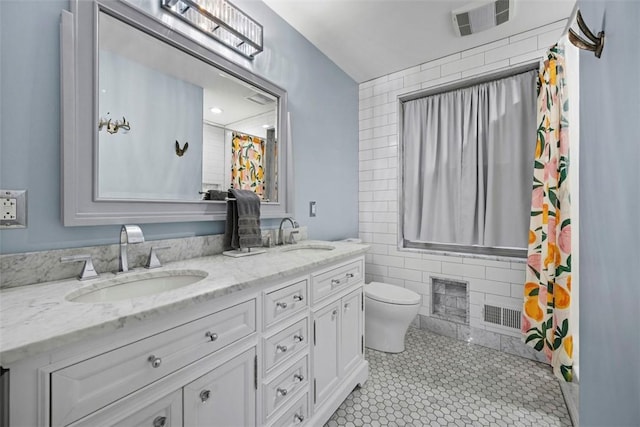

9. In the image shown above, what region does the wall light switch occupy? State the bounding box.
[0,190,27,229]
[309,201,317,217]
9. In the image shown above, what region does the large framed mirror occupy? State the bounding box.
[61,0,291,226]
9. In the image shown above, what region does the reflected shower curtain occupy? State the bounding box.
[231,132,266,198]
[523,45,573,381]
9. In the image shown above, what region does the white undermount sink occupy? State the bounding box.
[280,243,336,252]
[66,270,208,303]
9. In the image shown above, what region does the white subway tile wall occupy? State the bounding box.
[359,21,566,333]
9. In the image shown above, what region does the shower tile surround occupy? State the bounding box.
[0,227,307,289]
[359,21,567,362]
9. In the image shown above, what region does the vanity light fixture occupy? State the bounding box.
[161,0,263,59]
[210,107,223,114]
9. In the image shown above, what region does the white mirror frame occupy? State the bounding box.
[60,0,292,226]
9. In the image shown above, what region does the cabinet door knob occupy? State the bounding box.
[276,301,288,309]
[147,355,162,368]
[200,389,211,402]
[293,373,304,382]
[153,416,167,427]
[276,344,288,353]
[205,331,218,342]
[332,309,338,317]
[344,303,350,311]
[294,413,305,423]
[276,387,288,397]
[293,334,304,343]
[293,294,304,302]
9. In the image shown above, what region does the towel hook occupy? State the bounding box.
[568,10,604,58]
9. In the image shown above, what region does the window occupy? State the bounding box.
[400,68,537,257]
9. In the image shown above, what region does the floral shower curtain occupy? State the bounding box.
[231,132,266,198]
[522,45,573,381]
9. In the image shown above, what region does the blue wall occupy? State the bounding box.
[99,50,204,200]
[579,0,640,424]
[0,0,359,254]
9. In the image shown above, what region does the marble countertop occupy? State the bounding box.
[0,241,368,365]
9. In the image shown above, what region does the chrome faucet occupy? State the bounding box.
[119,225,144,273]
[278,217,299,245]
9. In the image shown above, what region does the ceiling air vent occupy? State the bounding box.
[245,93,275,106]
[452,0,514,37]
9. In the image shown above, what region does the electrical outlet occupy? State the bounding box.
[2,198,17,220]
[0,190,27,229]
[309,201,317,217]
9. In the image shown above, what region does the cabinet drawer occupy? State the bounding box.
[183,347,256,427]
[264,279,308,328]
[263,355,308,420]
[267,393,308,427]
[68,389,182,427]
[311,259,363,302]
[51,299,256,426]
[263,318,308,373]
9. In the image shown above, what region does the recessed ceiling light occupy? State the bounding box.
[210,107,223,114]
[262,124,270,129]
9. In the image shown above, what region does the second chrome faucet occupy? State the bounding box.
[278,217,299,245]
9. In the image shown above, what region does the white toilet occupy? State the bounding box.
[364,282,421,353]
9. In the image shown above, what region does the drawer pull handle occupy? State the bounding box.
[276,345,288,353]
[276,301,288,309]
[331,279,341,286]
[147,355,162,368]
[200,389,211,402]
[346,272,355,279]
[293,373,304,382]
[276,387,288,397]
[293,294,304,302]
[153,416,167,427]
[293,334,304,343]
[294,413,305,423]
[205,331,218,342]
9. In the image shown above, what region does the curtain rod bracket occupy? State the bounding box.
[568,10,604,58]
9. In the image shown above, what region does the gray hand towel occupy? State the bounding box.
[224,189,262,250]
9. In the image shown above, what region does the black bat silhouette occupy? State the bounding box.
[175,140,189,157]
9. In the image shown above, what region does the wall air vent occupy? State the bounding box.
[246,93,275,105]
[452,0,514,37]
[483,304,521,330]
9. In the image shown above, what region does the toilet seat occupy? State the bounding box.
[365,282,421,305]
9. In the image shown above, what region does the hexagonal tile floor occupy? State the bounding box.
[325,327,571,427]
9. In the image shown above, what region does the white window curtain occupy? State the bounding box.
[402,69,537,250]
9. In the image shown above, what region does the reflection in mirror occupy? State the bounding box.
[98,11,278,202]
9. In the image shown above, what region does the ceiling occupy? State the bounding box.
[262,0,576,83]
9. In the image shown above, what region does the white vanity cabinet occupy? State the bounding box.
[310,260,366,418]
[50,300,256,426]
[3,252,368,427]
[65,347,257,427]
[48,298,258,427]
